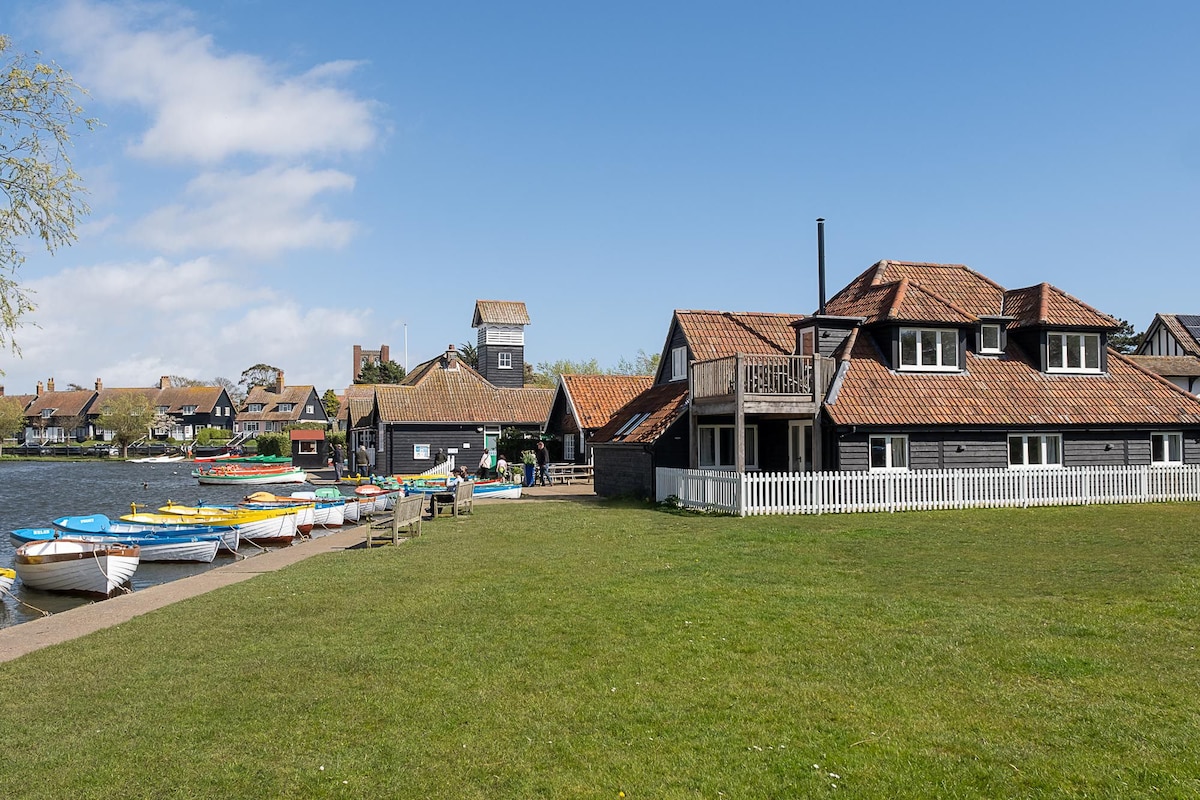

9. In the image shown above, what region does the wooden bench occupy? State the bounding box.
[432,480,475,517]
[548,463,594,484]
[366,493,425,547]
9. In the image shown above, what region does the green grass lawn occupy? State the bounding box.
[3,500,1200,798]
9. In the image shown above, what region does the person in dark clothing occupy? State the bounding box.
[332,443,345,481]
[355,444,370,477]
[535,440,550,486]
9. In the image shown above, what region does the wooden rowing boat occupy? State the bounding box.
[14,538,140,595]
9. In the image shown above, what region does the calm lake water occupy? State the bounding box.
[0,460,309,629]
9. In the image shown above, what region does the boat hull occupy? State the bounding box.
[193,467,307,485]
[0,567,14,595]
[12,529,219,563]
[14,539,140,595]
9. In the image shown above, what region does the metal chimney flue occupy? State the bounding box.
[816,217,827,316]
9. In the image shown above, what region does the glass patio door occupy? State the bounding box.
[788,421,813,473]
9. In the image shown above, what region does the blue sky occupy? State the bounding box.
[2,1,1198,396]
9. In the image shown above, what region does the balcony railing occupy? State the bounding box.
[691,354,827,401]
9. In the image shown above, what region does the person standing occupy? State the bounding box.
[496,453,509,482]
[355,443,370,477]
[478,449,491,479]
[535,440,550,486]
[332,443,345,481]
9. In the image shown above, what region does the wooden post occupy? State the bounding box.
[735,354,746,473]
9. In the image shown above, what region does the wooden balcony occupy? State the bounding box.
[690,354,834,415]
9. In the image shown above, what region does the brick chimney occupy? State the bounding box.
[275,369,285,391]
[380,344,390,363]
[95,378,103,391]
[160,375,170,390]
[353,345,363,381]
[46,377,55,392]
[445,343,458,369]
[36,381,43,395]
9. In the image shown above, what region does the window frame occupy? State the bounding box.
[1008,433,1063,468]
[498,351,513,370]
[1151,432,1183,465]
[868,434,909,471]
[671,346,688,381]
[697,424,758,470]
[979,323,1003,355]
[1046,332,1102,374]
[898,327,960,372]
[414,444,431,460]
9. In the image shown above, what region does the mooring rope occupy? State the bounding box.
[1,586,52,617]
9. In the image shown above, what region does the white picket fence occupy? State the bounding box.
[656,465,1200,516]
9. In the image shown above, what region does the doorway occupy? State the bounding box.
[788,421,813,472]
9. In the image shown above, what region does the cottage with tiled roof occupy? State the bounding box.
[1131,314,1200,395]
[592,260,1200,497]
[23,378,97,444]
[591,310,804,496]
[364,344,552,475]
[235,370,329,435]
[544,374,653,464]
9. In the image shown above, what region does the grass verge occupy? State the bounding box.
[2,500,1199,798]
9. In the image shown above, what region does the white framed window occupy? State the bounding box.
[980,324,1003,354]
[498,351,513,369]
[1047,333,1101,373]
[1008,434,1062,468]
[671,346,688,381]
[181,405,197,415]
[698,425,758,470]
[298,441,317,455]
[306,404,314,414]
[414,444,430,460]
[899,328,959,371]
[243,422,260,433]
[563,434,576,461]
[247,403,263,413]
[278,403,294,413]
[1151,432,1183,465]
[869,434,908,470]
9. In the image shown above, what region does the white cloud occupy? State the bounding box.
[129,165,357,256]
[5,257,369,394]
[46,0,381,163]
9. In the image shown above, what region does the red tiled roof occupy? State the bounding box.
[674,311,803,362]
[375,353,551,424]
[1003,283,1118,329]
[826,261,1006,319]
[154,386,227,414]
[473,300,531,326]
[560,374,653,430]
[827,335,1200,427]
[25,390,96,418]
[824,278,977,325]
[1128,355,1200,379]
[592,381,689,444]
[239,385,322,423]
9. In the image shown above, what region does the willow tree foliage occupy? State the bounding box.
[0,35,96,354]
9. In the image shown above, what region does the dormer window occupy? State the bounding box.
[671,346,688,381]
[247,403,264,413]
[41,408,55,419]
[181,405,197,415]
[278,403,294,413]
[979,323,1003,355]
[899,328,959,371]
[1047,332,1101,373]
